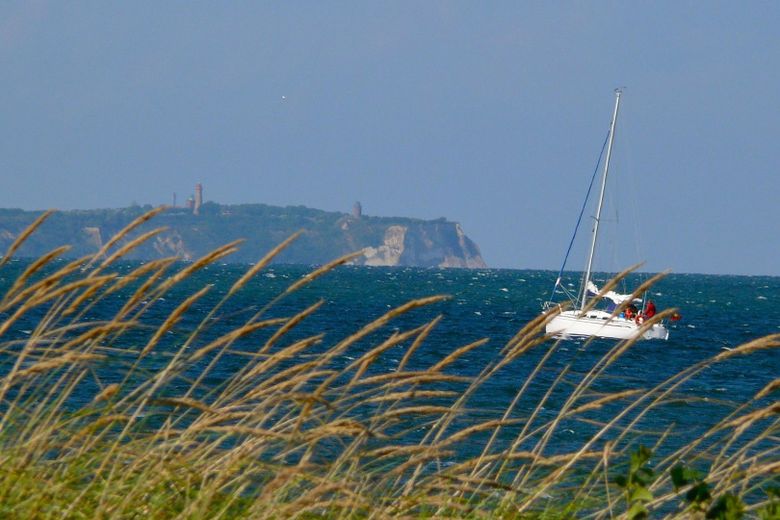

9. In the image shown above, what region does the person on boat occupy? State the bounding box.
[645,300,657,319]
[625,304,638,320]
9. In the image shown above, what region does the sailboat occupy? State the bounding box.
[544,89,669,341]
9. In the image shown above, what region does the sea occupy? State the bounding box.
[2,261,778,464]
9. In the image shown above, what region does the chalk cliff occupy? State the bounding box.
[0,204,486,269]
[358,222,484,268]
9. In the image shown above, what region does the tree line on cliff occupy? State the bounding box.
[0,204,484,268]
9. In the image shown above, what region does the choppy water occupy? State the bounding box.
[2,261,778,460]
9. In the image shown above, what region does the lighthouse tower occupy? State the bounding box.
[194,183,203,215]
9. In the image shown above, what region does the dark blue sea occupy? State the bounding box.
[2,261,778,465]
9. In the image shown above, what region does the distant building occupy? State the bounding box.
[186,196,194,210]
[172,192,177,208]
[194,183,203,215]
[352,201,362,218]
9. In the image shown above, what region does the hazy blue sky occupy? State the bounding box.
[2,2,778,275]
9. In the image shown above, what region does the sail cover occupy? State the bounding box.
[586,281,642,305]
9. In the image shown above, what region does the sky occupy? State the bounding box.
[1,2,778,276]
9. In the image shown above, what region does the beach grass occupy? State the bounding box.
[0,208,778,519]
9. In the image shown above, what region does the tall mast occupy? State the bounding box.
[580,88,622,310]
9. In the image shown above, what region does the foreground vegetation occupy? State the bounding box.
[0,208,777,519]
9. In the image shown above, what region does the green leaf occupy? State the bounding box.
[629,486,653,503]
[630,446,652,472]
[627,501,649,520]
[615,475,628,488]
[671,465,688,489]
[671,464,704,489]
[706,493,745,519]
[686,481,712,505]
[636,467,654,486]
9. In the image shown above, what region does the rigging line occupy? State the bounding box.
[548,129,611,304]
[624,119,648,311]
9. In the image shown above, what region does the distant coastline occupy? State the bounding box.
[0,203,486,269]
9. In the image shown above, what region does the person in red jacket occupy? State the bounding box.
[645,300,657,319]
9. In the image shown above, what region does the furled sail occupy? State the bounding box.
[586,281,642,305]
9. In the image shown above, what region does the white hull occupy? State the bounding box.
[546,310,669,341]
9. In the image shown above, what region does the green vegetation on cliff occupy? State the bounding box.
[0,203,486,267]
